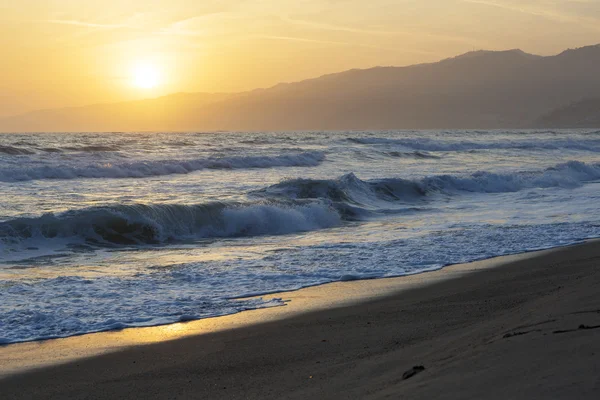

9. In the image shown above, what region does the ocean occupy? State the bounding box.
[2,130,600,343]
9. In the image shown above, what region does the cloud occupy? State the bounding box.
[45,19,127,29]
[283,16,474,44]
[154,12,246,37]
[461,0,600,30]
[258,34,373,46]
[255,34,435,54]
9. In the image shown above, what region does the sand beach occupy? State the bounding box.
[2,241,599,399]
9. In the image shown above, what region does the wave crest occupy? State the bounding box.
[349,137,600,152]
[256,161,600,205]
[0,145,35,155]
[254,173,426,206]
[3,160,599,250]
[0,151,325,182]
[0,200,341,247]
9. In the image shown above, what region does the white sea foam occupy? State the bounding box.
[0,151,325,182]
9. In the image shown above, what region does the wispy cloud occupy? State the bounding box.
[155,13,235,37]
[157,27,206,36]
[283,16,474,44]
[258,34,368,46]
[256,34,435,55]
[45,19,127,29]
[462,0,556,18]
[283,18,396,36]
[462,0,600,30]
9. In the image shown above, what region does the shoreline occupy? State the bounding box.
[0,243,567,377]
[0,239,597,396]
[2,240,600,398]
[1,240,588,349]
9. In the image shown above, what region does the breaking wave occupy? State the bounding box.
[0,151,325,182]
[349,137,600,152]
[38,147,63,153]
[420,160,600,193]
[0,201,342,247]
[0,145,35,155]
[254,173,426,205]
[3,160,600,250]
[60,145,121,152]
[382,150,440,159]
[0,144,122,155]
[257,161,600,204]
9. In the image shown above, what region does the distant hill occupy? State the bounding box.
[0,92,236,132]
[536,98,600,128]
[1,44,600,131]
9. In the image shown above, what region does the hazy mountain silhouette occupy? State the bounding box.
[1,44,599,132]
[537,98,600,128]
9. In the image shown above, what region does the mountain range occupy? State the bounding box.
[1,44,600,132]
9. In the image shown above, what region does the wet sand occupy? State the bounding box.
[1,242,600,399]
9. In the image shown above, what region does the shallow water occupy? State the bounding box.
[1,130,600,343]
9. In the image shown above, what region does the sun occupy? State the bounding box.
[131,62,160,89]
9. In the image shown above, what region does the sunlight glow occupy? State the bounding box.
[132,62,160,89]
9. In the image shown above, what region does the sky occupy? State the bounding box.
[1,0,599,117]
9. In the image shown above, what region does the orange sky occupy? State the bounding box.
[1,0,599,117]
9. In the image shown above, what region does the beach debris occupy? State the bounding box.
[402,365,425,380]
[579,324,600,330]
[553,324,600,334]
[503,331,528,338]
[502,329,540,339]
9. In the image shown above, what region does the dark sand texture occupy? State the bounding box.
[2,241,600,399]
